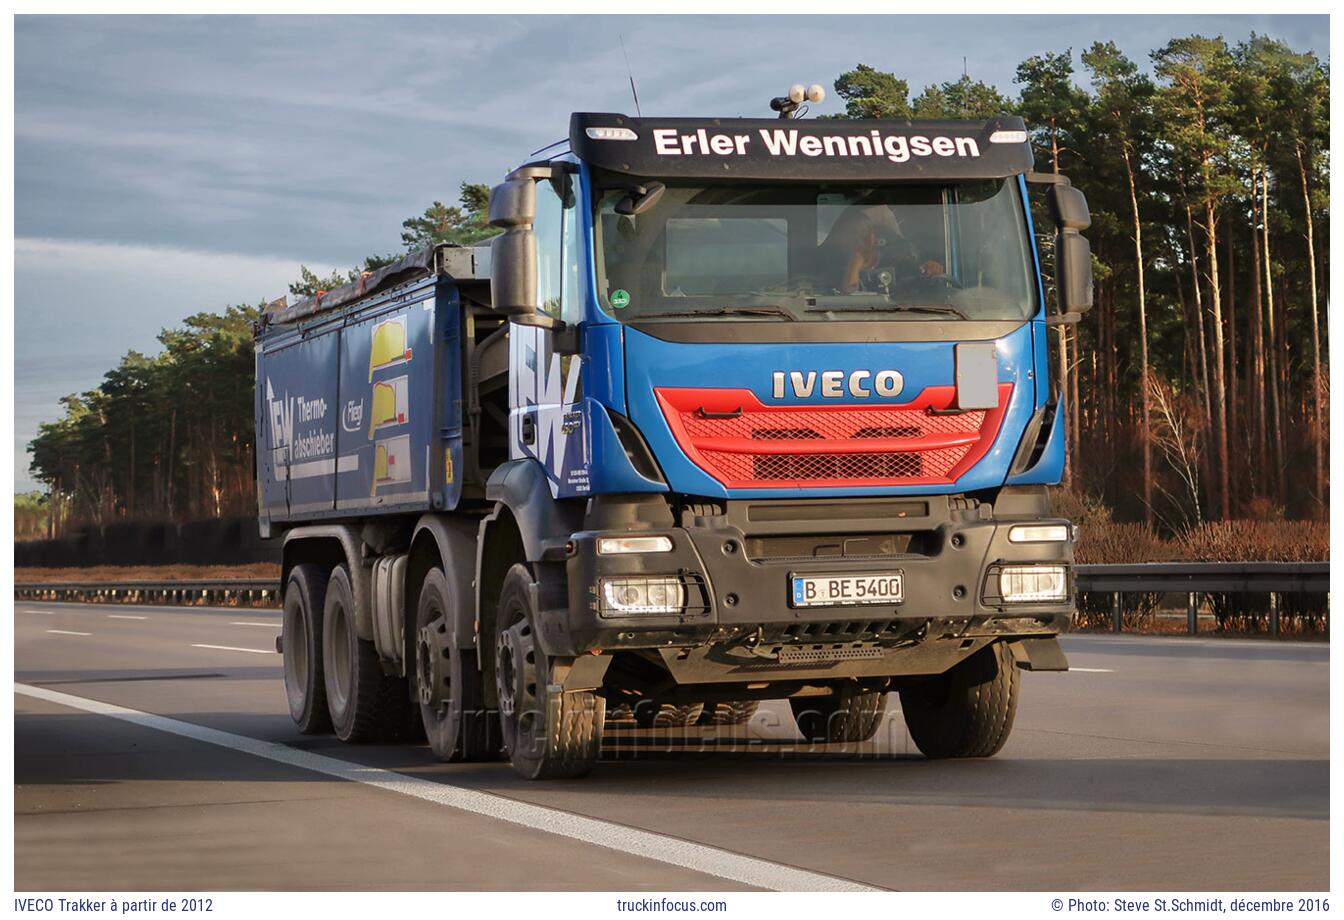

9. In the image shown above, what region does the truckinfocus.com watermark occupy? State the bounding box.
[615,898,729,912]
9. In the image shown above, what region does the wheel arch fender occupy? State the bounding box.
[408,514,480,660]
[484,459,584,563]
[478,460,583,672]
[282,524,372,641]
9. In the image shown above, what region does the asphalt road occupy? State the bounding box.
[14,600,1329,891]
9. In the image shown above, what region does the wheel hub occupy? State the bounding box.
[417,615,451,710]
[496,619,538,726]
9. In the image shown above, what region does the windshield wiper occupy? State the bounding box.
[890,304,970,319]
[811,303,970,320]
[640,305,798,321]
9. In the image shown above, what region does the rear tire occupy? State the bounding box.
[495,564,603,780]
[283,564,332,735]
[322,564,410,742]
[699,700,760,726]
[899,641,1019,759]
[415,567,498,761]
[634,702,704,729]
[791,687,887,743]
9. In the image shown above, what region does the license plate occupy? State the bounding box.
[790,572,904,608]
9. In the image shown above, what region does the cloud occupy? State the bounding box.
[14,236,340,491]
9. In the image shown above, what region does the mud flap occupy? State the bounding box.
[1007,637,1069,672]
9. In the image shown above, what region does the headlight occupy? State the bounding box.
[596,535,673,555]
[998,565,1069,602]
[600,577,686,615]
[1007,524,1071,543]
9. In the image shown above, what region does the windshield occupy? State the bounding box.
[593,179,1037,322]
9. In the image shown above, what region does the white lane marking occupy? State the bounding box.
[46,629,92,636]
[14,683,875,892]
[230,621,280,628]
[1069,667,1115,673]
[108,614,148,620]
[191,644,276,655]
[22,609,58,616]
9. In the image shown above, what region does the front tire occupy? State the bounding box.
[283,564,332,735]
[791,687,887,743]
[495,564,604,780]
[899,641,1019,759]
[415,567,497,761]
[322,564,410,742]
[634,702,704,730]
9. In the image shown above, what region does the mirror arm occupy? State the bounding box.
[511,313,579,355]
[1025,170,1071,187]
[1045,312,1083,326]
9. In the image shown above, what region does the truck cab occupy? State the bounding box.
[259,107,1092,780]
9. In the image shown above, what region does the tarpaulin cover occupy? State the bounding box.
[262,243,484,328]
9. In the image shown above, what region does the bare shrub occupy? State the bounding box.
[1067,497,1168,630]
[1174,521,1329,634]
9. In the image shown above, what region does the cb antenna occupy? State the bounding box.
[619,34,642,118]
[770,83,825,119]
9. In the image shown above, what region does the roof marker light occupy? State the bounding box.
[586,126,638,141]
[989,129,1029,144]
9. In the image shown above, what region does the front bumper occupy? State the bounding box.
[550,493,1072,676]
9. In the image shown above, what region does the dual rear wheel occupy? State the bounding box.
[282,563,414,744]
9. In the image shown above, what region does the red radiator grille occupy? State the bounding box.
[655,383,1012,489]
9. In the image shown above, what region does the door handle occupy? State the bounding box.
[521,413,536,446]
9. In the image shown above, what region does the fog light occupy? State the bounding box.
[600,577,686,615]
[999,565,1068,602]
[1007,524,1071,543]
[597,535,674,555]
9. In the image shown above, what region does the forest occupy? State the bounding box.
[26,33,1329,551]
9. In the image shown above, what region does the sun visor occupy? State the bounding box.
[571,113,1034,182]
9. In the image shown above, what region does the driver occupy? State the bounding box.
[820,203,944,294]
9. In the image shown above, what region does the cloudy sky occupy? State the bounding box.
[13,13,1329,490]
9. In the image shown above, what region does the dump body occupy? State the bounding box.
[255,250,484,533]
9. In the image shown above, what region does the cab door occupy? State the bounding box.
[508,168,590,497]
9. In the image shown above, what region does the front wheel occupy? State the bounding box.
[415,567,497,761]
[495,565,604,780]
[791,687,887,743]
[898,641,1019,759]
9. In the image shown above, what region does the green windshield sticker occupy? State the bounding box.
[610,289,631,309]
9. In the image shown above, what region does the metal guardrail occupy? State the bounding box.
[14,579,276,607]
[1075,562,1330,637]
[14,562,1331,636]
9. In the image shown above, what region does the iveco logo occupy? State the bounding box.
[771,369,904,399]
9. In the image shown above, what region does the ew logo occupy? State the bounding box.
[265,378,294,448]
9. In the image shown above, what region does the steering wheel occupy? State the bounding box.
[889,265,963,292]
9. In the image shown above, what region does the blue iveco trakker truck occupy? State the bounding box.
[255,94,1093,779]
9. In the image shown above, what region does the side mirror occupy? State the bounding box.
[1056,230,1093,316]
[489,178,538,317]
[1043,182,1093,319]
[489,177,536,228]
[615,182,666,216]
[489,228,537,317]
[1046,184,1090,231]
